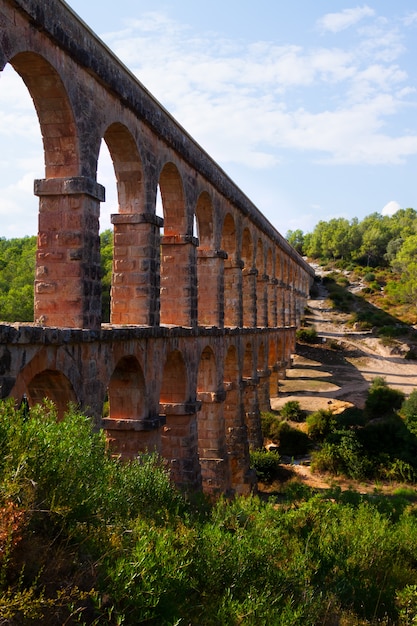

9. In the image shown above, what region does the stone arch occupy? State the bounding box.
[107,355,146,420]
[103,122,144,214]
[159,163,197,327]
[197,345,229,493]
[258,341,266,372]
[159,162,187,235]
[241,228,255,327]
[256,238,268,327]
[266,248,273,278]
[221,213,241,326]
[160,349,187,403]
[243,341,253,378]
[225,344,239,384]
[197,345,217,393]
[195,191,214,249]
[10,52,78,178]
[241,227,253,268]
[221,213,237,257]
[196,191,224,326]
[27,370,77,420]
[256,238,264,274]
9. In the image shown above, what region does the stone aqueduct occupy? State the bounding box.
[0,0,314,493]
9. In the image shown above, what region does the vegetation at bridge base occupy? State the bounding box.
[2,401,417,623]
[262,379,417,486]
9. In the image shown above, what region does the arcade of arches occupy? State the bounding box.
[0,0,314,494]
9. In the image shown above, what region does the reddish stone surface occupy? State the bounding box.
[0,0,314,494]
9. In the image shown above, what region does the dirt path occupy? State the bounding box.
[267,279,417,493]
[272,280,417,413]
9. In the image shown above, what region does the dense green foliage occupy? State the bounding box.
[287,207,417,313]
[0,231,113,323]
[0,236,36,321]
[262,378,417,485]
[3,401,417,624]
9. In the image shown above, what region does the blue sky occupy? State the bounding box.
[1,1,417,237]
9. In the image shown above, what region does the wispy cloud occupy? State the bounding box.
[102,9,417,168]
[317,6,375,33]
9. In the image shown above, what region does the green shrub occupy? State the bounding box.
[260,411,282,441]
[364,377,405,419]
[280,400,306,422]
[401,390,417,436]
[364,272,375,283]
[306,409,337,441]
[249,449,281,483]
[296,326,318,343]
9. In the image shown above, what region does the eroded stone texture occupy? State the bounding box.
[0,0,315,494]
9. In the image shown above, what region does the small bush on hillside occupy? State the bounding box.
[280,400,306,422]
[401,390,417,436]
[364,377,405,420]
[364,272,376,283]
[296,326,318,343]
[312,431,371,480]
[260,411,282,441]
[249,449,281,483]
[306,409,337,441]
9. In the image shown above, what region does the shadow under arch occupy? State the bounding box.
[160,349,187,404]
[195,190,214,249]
[27,369,77,420]
[107,355,146,421]
[159,161,186,235]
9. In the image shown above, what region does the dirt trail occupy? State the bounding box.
[266,279,417,493]
[272,280,417,413]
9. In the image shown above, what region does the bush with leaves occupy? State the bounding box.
[280,400,306,422]
[296,326,318,343]
[249,449,281,483]
[306,408,337,441]
[401,389,417,436]
[364,377,405,420]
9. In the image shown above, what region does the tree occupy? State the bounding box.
[286,229,304,254]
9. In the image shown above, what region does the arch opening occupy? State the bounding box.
[27,369,77,419]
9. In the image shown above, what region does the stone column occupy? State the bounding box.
[242,267,258,327]
[160,401,202,490]
[160,235,198,327]
[257,274,269,327]
[224,381,256,494]
[34,177,104,329]
[284,287,291,327]
[224,258,243,327]
[268,278,278,327]
[242,377,263,449]
[111,213,163,325]
[269,364,279,398]
[197,249,227,327]
[276,282,285,327]
[257,368,272,412]
[197,390,231,494]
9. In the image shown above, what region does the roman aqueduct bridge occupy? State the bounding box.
[0,0,315,494]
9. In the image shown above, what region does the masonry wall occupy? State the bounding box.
[0,0,315,494]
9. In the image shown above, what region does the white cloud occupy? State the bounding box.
[99,10,417,170]
[317,6,375,34]
[382,200,401,215]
